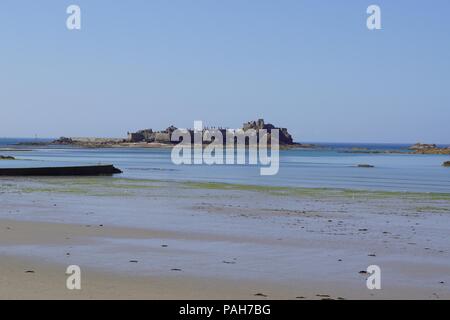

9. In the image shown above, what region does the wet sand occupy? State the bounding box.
[0,251,304,300]
[0,177,449,299]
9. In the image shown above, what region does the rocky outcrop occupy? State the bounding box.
[52,137,74,145]
[409,143,438,151]
[443,161,450,167]
[242,119,294,145]
[409,143,450,155]
[52,137,124,148]
[0,155,15,160]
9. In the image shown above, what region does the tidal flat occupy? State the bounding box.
[4,176,450,200]
[0,176,449,299]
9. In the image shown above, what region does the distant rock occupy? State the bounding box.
[294,143,316,149]
[52,137,74,145]
[409,143,450,155]
[409,143,437,150]
[15,141,49,146]
[443,161,450,167]
[0,155,15,160]
[357,164,375,168]
[52,137,124,148]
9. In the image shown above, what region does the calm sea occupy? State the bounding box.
[1,138,449,193]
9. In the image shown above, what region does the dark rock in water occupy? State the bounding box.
[443,161,450,167]
[0,155,15,160]
[357,164,375,168]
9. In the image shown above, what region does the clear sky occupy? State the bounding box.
[1,0,449,143]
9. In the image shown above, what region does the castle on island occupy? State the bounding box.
[127,119,294,145]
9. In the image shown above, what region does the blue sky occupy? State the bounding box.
[0,0,449,143]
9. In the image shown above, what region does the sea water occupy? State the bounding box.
[1,139,449,193]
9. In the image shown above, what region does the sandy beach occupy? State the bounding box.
[2,0,450,304]
[1,176,449,299]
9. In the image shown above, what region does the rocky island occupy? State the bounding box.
[52,137,126,148]
[51,119,312,149]
[409,143,450,155]
[127,119,297,145]
[340,143,450,155]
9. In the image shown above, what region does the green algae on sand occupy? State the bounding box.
[6,176,450,202]
[182,181,450,201]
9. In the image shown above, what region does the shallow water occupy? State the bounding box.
[1,139,449,193]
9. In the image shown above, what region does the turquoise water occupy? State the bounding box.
[1,139,449,193]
